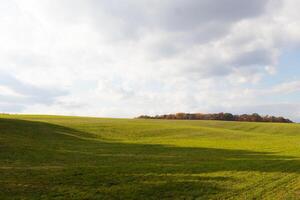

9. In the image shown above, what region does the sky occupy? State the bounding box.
[0,0,300,121]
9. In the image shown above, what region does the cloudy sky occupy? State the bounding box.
[0,0,300,121]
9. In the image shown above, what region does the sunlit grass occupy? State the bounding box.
[1,114,300,199]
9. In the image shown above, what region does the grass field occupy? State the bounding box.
[1,114,300,199]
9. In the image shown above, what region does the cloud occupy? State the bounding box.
[0,73,67,112]
[0,0,300,121]
[270,81,300,94]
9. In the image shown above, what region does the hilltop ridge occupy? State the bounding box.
[137,112,293,123]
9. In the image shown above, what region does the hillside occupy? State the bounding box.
[1,114,300,199]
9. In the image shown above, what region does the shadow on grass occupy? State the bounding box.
[1,118,300,199]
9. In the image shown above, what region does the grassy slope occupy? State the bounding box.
[1,114,300,199]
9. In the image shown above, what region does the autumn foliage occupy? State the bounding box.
[137,112,293,123]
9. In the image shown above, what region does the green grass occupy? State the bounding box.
[1,114,300,199]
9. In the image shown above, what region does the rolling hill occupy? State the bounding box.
[1,114,300,199]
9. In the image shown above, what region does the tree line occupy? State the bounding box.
[137,112,293,123]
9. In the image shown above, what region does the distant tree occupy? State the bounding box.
[175,113,186,119]
[251,113,262,122]
[137,112,293,123]
[224,113,234,121]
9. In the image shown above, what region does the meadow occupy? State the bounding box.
[1,114,300,199]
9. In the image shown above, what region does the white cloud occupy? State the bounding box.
[0,0,299,121]
[271,81,300,94]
